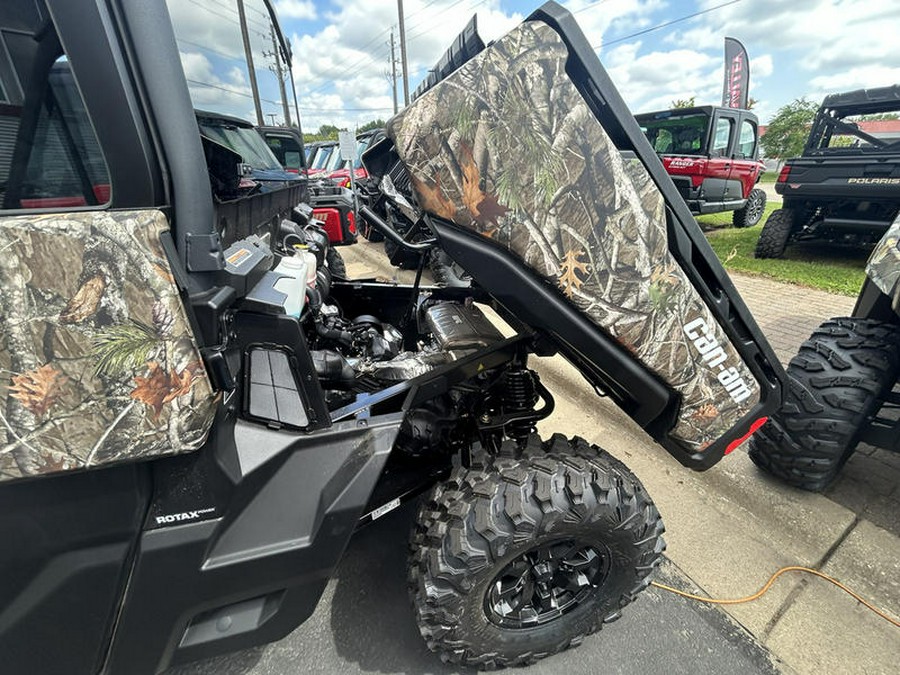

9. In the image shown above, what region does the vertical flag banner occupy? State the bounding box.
[722,37,749,109]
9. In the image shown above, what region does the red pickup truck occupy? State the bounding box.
[636,105,766,227]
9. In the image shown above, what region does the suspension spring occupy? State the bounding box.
[502,368,539,442]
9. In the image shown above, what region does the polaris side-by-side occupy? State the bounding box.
[0,2,783,673]
[755,86,900,258]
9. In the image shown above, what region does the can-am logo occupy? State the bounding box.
[683,318,753,404]
[155,507,216,526]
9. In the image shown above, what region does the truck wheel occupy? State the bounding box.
[409,435,665,668]
[754,208,794,258]
[749,318,900,491]
[733,187,766,228]
[326,247,347,279]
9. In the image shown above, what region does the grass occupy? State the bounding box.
[758,171,778,184]
[697,204,869,296]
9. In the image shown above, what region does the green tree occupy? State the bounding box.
[302,124,342,143]
[760,98,819,159]
[358,118,386,132]
[670,96,696,108]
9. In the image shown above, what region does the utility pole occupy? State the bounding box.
[236,0,263,126]
[267,113,277,125]
[397,0,410,106]
[267,24,292,126]
[389,29,398,114]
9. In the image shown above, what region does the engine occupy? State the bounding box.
[275,208,504,411]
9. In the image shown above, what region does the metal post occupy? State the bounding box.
[390,29,398,115]
[270,26,292,126]
[397,0,410,106]
[237,0,263,125]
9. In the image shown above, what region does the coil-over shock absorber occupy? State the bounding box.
[501,368,540,442]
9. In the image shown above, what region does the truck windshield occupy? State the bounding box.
[166,0,296,129]
[638,112,710,155]
[197,118,282,170]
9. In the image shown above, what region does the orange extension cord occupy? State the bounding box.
[650,565,900,629]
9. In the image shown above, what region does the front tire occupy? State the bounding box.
[409,435,665,668]
[754,208,793,258]
[749,318,900,491]
[733,187,766,228]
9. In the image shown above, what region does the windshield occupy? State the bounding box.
[166,0,298,129]
[312,145,335,169]
[197,118,282,170]
[353,136,373,169]
[638,112,710,155]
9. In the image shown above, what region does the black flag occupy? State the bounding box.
[722,37,749,109]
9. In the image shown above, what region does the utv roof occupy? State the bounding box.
[635,105,757,122]
[820,85,900,115]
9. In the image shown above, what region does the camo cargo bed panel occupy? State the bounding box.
[387,20,760,451]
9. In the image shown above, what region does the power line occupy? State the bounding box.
[187,78,392,113]
[176,38,242,61]
[596,0,743,49]
[186,78,282,106]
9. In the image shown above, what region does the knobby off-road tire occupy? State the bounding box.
[409,435,665,668]
[733,187,767,228]
[754,208,793,258]
[326,247,347,279]
[749,318,900,491]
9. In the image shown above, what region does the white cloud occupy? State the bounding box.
[604,44,721,112]
[274,0,317,21]
[809,67,900,99]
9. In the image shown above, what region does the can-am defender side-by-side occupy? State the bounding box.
[750,217,900,489]
[635,105,767,227]
[0,2,783,673]
[755,86,900,259]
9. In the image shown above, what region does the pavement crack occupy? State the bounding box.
[760,515,861,640]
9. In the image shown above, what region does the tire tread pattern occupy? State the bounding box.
[408,435,665,668]
[749,318,900,491]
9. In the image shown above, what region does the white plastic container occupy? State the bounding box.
[272,255,309,318]
[294,245,318,289]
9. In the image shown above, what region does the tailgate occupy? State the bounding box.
[778,155,900,199]
[375,2,784,469]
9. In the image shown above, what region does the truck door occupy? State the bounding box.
[729,114,761,199]
[0,2,218,673]
[704,109,737,204]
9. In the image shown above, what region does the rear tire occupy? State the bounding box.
[326,247,347,280]
[754,208,794,258]
[749,318,900,491]
[409,435,665,668]
[733,187,766,228]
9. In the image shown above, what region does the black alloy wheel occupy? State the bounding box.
[485,539,610,629]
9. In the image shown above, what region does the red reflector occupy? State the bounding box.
[725,417,768,455]
[347,210,356,235]
[776,165,791,183]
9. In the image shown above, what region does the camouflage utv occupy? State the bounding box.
[0,2,783,673]
[750,218,900,489]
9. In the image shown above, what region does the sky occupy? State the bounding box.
[168,0,900,133]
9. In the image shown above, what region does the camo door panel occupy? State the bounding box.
[866,213,900,302]
[388,20,760,451]
[0,209,217,481]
